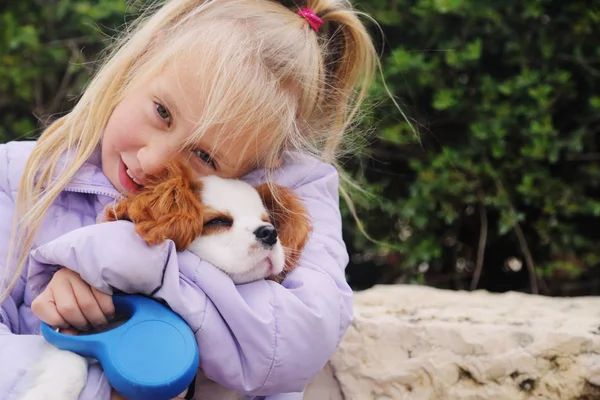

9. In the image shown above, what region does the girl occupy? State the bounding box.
[0,0,379,398]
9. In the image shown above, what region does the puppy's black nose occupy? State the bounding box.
[254,225,278,247]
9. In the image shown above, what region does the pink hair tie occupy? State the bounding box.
[298,8,323,32]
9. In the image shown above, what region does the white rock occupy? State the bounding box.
[305,285,600,400]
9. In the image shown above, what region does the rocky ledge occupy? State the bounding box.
[305,285,600,400]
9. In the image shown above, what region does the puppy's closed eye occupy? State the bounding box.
[204,217,233,227]
[201,210,234,235]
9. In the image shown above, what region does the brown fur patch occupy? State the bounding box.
[254,183,312,282]
[104,161,204,251]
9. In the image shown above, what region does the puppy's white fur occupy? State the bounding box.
[20,176,286,399]
[189,176,286,284]
[19,341,88,400]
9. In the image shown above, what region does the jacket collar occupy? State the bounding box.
[62,145,121,200]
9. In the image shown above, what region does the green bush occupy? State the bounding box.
[1,0,598,295]
[343,0,600,294]
[0,1,129,141]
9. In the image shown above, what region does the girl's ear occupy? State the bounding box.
[254,183,312,281]
[104,161,204,252]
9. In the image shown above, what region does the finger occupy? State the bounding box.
[31,290,70,329]
[54,283,91,331]
[59,327,79,336]
[91,286,116,320]
[69,279,111,328]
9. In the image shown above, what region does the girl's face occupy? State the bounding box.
[101,63,277,193]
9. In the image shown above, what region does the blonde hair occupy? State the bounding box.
[2,0,379,299]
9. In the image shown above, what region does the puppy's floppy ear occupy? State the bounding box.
[104,161,204,252]
[254,183,312,281]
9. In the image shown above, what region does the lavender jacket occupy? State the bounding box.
[0,140,352,400]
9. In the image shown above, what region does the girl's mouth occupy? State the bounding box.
[118,159,143,193]
[126,169,143,185]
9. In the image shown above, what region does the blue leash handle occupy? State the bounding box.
[41,294,199,400]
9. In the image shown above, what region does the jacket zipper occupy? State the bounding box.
[63,185,121,200]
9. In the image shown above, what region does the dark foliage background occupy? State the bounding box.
[2,0,599,296]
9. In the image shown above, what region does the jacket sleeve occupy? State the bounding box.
[0,143,111,400]
[0,182,51,398]
[0,144,49,398]
[28,156,352,395]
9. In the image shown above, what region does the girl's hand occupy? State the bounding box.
[33,270,188,399]
[32,267,115,334]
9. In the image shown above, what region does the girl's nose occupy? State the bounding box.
[137,146,174,177]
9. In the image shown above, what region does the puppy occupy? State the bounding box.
[104,160,312,283]
[20,162,312,400]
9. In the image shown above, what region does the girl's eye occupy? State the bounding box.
[155,102,171,124]
[194,149,216,169]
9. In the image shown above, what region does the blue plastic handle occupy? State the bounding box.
[41,294,199,400]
